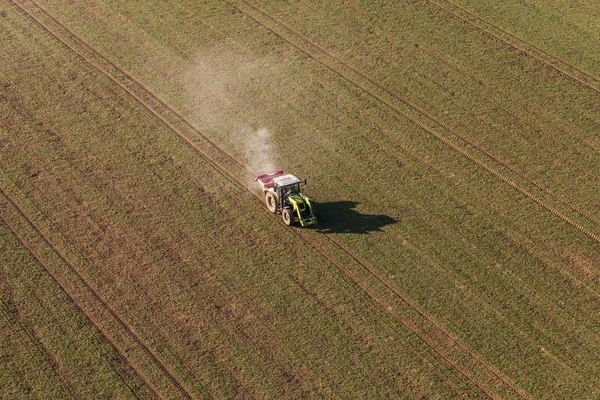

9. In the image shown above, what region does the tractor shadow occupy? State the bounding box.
[312,201,398,234]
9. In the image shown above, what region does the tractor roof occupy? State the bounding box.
[272,174,300,187]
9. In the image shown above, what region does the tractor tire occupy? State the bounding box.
[282,208,294,226]
[265,192,277,213]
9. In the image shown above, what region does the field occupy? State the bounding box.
[1,0,600,398]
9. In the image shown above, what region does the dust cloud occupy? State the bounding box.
[183,46,281,177]
[240,125,275,176]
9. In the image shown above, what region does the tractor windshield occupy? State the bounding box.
[283,183,300,196]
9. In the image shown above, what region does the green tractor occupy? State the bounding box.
[255,170,317,226]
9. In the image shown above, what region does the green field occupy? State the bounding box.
[1,0,599,398]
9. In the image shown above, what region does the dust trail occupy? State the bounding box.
[240,126,275,176]
[183,46,283,180]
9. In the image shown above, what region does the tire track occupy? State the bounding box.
[0,303,79,399]
[0,202,162,400]
[270,117,540,397]
[426,0,600,93]
[186,2,600,331]
[10,0,528,397]
[5,0,485,397]
[220,1,600,397]
[24,0,600,238]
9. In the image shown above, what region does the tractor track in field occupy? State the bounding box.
[37,3,486,396]
[0,304,150,400]
[0,302,80,399]
[219,0,600,396]
[193,10,600,381]
[279,112,598,389]
[195,3,600,373]
[9,0,532,397]
[0,194,163,400]
[426,0,600,94]
[225,0,600,248]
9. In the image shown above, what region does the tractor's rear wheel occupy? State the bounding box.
[265,192,277,213]
[282,208,294,226]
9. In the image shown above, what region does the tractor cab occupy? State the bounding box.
[255,170,317,227]
[272,174,301,208]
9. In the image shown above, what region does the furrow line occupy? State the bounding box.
[0,290,147,400]
[29,0,530,394]
[0,303,80,399]
[193,14,600,381]
[223,0,600,397]
[218,5,523,395]
[251,122,491,396]
[221,0,600,396]
[429,0,600,90]
[294,229,497,399]
[278,114,598,387]
[0,204,162,400]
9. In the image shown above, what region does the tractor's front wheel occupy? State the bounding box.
[265,192,277,213]
[282,208,294,226]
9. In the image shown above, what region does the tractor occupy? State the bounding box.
[255,170,317,226]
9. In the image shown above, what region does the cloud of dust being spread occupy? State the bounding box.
[240,126,276,176]
[183,46,283,181]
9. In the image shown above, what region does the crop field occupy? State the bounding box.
[1,0,599,398]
